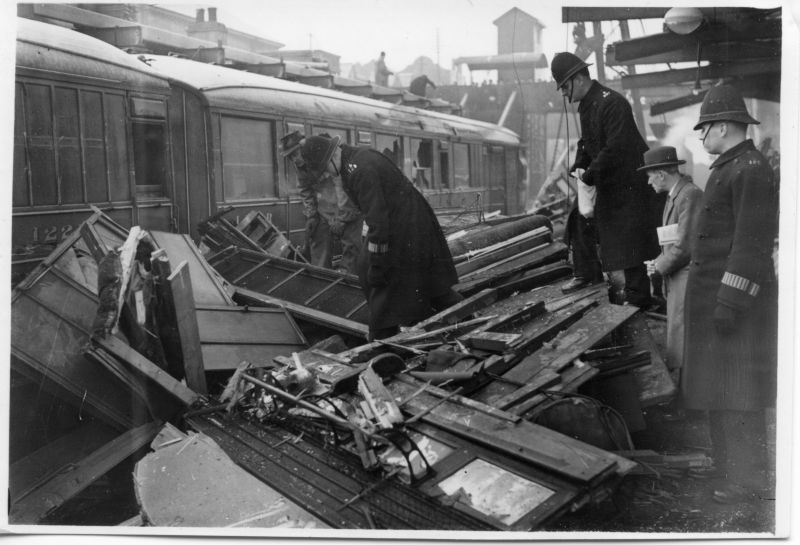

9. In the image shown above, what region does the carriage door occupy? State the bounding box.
[485,145,507,214]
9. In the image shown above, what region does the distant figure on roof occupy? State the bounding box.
[409,74,436,97]
[374,51,393,87]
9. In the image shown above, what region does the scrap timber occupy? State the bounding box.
[8,211,677,530]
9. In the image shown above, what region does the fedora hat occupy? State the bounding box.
[279,130,305,157]
[300,134,341,177]
[637,146,686,172]
[693,84,760,131]
[551,52,592,88]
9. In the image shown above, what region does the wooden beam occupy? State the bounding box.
[168,261,208,394]
[562,7,668,22]
[607,40,780,66]
[9,422,161,524]
[622,58,781,89]
[410,288,498,331]
[609,21,781,64]
[234,287,370,339]
[386,379,627,483]
[93,336,201,406]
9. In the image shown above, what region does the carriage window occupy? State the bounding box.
[376,133,403,166]
[453,143,471,188]
[312,126,348,142]
[439,142,450,189]
[132,121,168,198]
[410,138,433,189]
[221,116,276,200]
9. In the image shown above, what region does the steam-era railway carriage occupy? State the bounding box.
[13,17,525,272]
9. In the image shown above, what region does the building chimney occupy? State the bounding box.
[208,7,217,22]
[196,8,205,22]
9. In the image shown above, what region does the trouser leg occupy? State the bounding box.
[308,220,333,269]
[569,211,603,281]
[337,220,364,275]
[623,263,651,307]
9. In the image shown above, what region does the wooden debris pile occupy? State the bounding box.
[8,209,306,525]
[8,210,677,530]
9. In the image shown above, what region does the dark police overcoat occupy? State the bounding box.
[572,81,660,271]
[339,145,458,331]
[682,139,778,411]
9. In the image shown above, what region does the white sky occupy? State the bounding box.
[158,0,661,73]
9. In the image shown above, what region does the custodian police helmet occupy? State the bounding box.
[300,134,341,177]
[551,52,591,88]
[693,84,760,131]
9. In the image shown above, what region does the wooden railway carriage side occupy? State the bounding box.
[144,54,524,245]
[12,18,175,260]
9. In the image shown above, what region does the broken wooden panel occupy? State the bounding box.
[387,377,635,483]
[11,261,144,430]
[617,313,676,406]
[473,302,638,409]
[90,336,202,407]
[149,231,234,305]
[207,246,370,330]
[195,305,307,371]
[236,209,307,262]
[134,424,327,528]
[9,421,161,524]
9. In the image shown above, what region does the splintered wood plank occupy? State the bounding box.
[168,262,208,394]
[455,243,568,294]
[234,287,369,339]
[386,379,631,483]
[9,422,161,524]
[410,288,498,331]
[619,313,677,406]
[150,231,233,305]
[93,336,201,406]
[487,303,638,411]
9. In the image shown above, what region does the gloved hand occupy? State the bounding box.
[305,214,320,237]
[713,304,737,335]
[330,220,346,237]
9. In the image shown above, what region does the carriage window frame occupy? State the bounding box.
[13,81,160,208]
[131,119,169,199]
[410,137,434,190]
[219,114,278,202]
[375,132,404,167]
[453,142,471,189]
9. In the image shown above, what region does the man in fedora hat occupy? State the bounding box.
[300,134,461,340]
[638,146,702,383]
[550,52,660,306]
[683,84,778,503]
[280,130,363,274]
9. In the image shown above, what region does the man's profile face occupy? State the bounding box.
[647,170,668,193]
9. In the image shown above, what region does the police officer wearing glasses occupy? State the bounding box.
[682,84,778,504]
[550,52,660,307]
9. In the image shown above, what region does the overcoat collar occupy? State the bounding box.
[709,139,756,169]
[578,80,604,111]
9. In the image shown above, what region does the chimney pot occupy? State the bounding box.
[208,7,217,22]
[196,8,204,22]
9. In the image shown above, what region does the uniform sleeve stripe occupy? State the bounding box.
[722,272,760,297]
[367,241,389,253]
